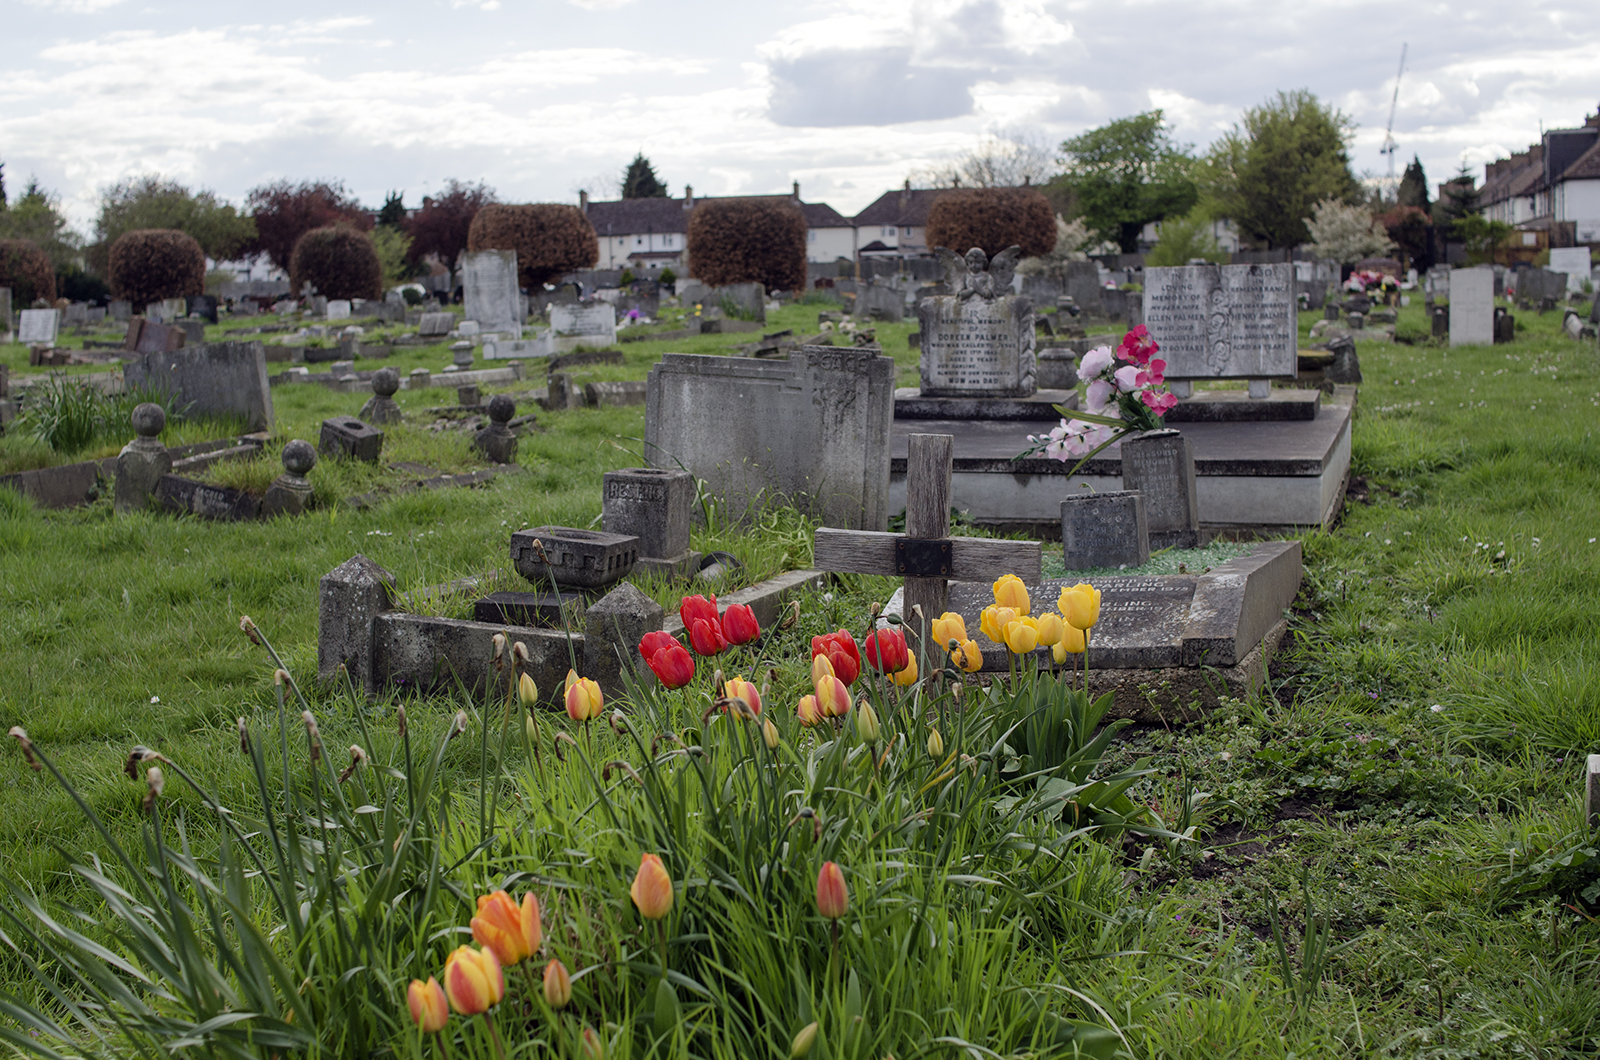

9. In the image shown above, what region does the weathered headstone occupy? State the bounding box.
[114,403,172,514]
[1142,263,1295,381]
[645,347,895,530]
[109,300,131,322]
[1064,261,1103,316]
[317,554,395,685]
[550,304,617,351]
[461,250,522,337]
[1550,248,1592,293]
[319,417,384,462]
[511,526,637,590]
[1324,336,1361,384]
[177,320,206,345]
[124,317,186,354]
[326,300,352,321]
[1062,490,1150,570]
[418,312,454,337]
[188,294,218,323]
[583,582,664,696]
[602,467,694,573]
[123,340,274,432]
[916,248,1035,397]
[1119,429,1200,549]
[0,288,11,341]
[1449,268,1495,347]
[359,367,403,425]
[156,475,259,520]
[261,440,316,517]
[62,303,87,327]
[18,309,59,346]
[473,394,518,464]
[856,280,905,323]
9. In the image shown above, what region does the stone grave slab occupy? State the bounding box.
[1119,430,1200,549]
[154,475,259,520]
[418,312,454,337]
[550,304,616,352]
[1062,490,1149,570]
[462,250,522,337]
[1450,268,1495,346]
[19,309,59,346]
[1142,263,1295,378]
[123,340,274,432]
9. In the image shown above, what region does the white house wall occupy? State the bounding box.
[1555,179,1600,242]
[808,227,856,262]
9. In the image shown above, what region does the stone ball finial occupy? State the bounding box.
[487,394,515,424]
[282,439,318,476]
[372,367,400,396]
[131,402,166,439]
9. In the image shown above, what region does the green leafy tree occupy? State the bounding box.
[0,160,7,209]
[621,154,668,199]
[1451,215,1512,265]
[1398,155,1431,212]
[1058,111,1197,253]
[369,224,416,289]
[0,177,82,273]
[1432,164,1478,229]
[377,190,407,228]
[1144,206,1227,267]
[90,175,255,274]
[1203,90,1362,248]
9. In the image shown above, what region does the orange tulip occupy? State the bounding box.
[471,890,542,966]
[581,1025,605,1059]
[796,694,822,726]
[542,958,572,1009]
[631,853,674,920]
[815,861,848,919]
[815,674,851,719]
[406,977,449,1033]
[564,669,604,722]
[724,676,762,715]
[443,945,504,1015]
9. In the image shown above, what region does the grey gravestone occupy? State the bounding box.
[457,384,481,407]
[261,440,316,517]
[18,309,59,345]
[1142,263,1295,379]
[114,403,172,514]
[511,526,637,589]
[86,307,105,324]
[1450,268,1495,346]
[645,347,895,530]
[359,368,402,425]
[418,312,454,337]
[188,295,218,323]
[583,582,665,696]
[177,320,206,345]
[916,248,1035,397]
[62,304,87,327]
[473,394,518,464]
[585,380,647,407]
[109,300,131,322]
[156,476,258,520]
[462,250,522,336]
[1036,347,1079,390]
[603,467,694,565]
[317,554,395,685]
[1494,308,1516,344]
[1432,307,1449,338]
[1564,310,1585,339]
[125,317,186,354]
[1549,248,1591,292]
[326,300,352,321]
[856,281,904,323]
[1119,429,1200,549]
[1325,336,1361,384]
[1061,490,1150,570]
[684,281,766,323]
[319,417,384,462]
[123,340,274,432]
[1064,261,1103,316]
[0,288,11,340]
[550,304,617,350]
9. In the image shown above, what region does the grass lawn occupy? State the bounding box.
[1,294,1598,1056]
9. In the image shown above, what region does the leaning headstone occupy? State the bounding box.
[1449,268,1495,347]
[473,394,519,464]
[603,467,695,574]
[1061,490,1150,570]
[1564,309,1585,340]
[317,554,395,685]
[550,303,617,351]
[1119,429,1200,549]
[326,300,352,321]
[418,312,454,337]
[1063,261,1103,317]
[1550,248,1592,293]
[261,440,316,517]
[122,340,274,432]
[1142,263,1295,382]
[124,317,186,354]
[114,403,172,514]
[916,248,1036,397]
[319,417,384,462]
[583,582,665,696]
[359,367,403,425]
[644,347,895,530]
[18,309,59,346]
[1324,336,1361,384]
[461,250,522,337]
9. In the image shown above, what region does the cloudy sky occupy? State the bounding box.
[5,0,1599,231]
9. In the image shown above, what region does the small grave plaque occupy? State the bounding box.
[1142,263,1295,378]
[18,309,59,346]
[1119,430,1199,549]
[1061,490,1150,570]
[550,304,617,349]
[603,467,694,563]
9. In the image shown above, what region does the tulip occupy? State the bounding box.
[1058,583,1102,631]
[679,594,719,632]
[931,612,968,649]
[791,1021,819,1059]
[815,861,848,919]
[581,1026,605,1059]
[926,728,944,758]
[891,651,918,687]
[1051,622,1086,662]
[762,717,780,748]
[724,675,762,715]
[564,670,604,722]
[638,630,679,661]
[471,889,542,966]
[992,574,1031,615]
[644,641,695,689]
[407,977,449,1033]
[796,694,822,726]
[1034,611,1065,647]
[951,639,984,673]
[814,674,851,719]
[690,617,728,656]
[979,605,1018,645]
[443,945,504,1015]
[1003,616,1041,654]
[864,627,910,673]
[517,672,539,708]
[721,603,761,646]
[810,653,836,686]
[542,958,572,1009]
[856,701,881,744]
[631,853,674,920]
[811,631,861,686]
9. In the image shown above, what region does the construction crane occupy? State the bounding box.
[1379,44,1407,180]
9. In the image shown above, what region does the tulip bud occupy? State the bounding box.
[791,1021,819,1059]
[815,861,848,919]
[796,695,822,727]
[407,977,449,1034]
[856,702,881,745]
[762,718,780,749]
[513,640,530,664]
[581,1026,605,1059]
[492,633,506,661]
[542,958,572,1009]
[927,728,944,758]
[631,853,674,920]
[519,672,538,707]
[443,945,504,1015]
[143,765,165,813]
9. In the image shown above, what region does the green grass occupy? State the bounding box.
[5,294,1600,1056]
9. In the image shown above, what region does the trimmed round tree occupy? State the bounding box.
[108,229,206,308]
[0,239,58,306]
[925,188,1056,259]
[289,225,382,301]
[466,204,598,289]
[685,198,806,293]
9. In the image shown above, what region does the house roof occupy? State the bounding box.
[584,193,853,237]
[852,187,951,228]
[1560,137,1600,180]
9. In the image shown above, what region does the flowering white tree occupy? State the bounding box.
[1304,198,1396,264]
[1017,215,1097,278]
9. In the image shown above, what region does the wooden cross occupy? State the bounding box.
[813,433,1042,648]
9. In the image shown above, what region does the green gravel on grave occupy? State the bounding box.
[1038,538,1256,580]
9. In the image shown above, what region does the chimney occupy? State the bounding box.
[579,190,589,210]
[900,178,910,210]
[683,184,694,209]
[793,180,800,202]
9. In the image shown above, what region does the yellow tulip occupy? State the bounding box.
[930,612,968,648]
[992,574,1031,615]
[443,945,504,1015]
[564,670,604,721]
[926,728,944,758]
[856,702,882,744]
[1051,623,1086,662]
[952,639,984,673]
[810,653,836,688]
[1034,611,1065,647]
[630,853,674,920]
[980,605,1018,645]
[518,672,538,707]
[1003,617,1040,654]
[891,651,918,686]
[1057,583,1102,631]
[406,977,449,1033]
[542,958,572,1009]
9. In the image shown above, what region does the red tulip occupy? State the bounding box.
[864,627,909,674]
[811,630,861,686]
[644,642,695,689]
[638,630,679,661]
[679,594,719,632]
[721,603,761,645]
[815,862,849,919]
[689,617,727,656]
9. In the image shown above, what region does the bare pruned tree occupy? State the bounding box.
[909,130,1058,189]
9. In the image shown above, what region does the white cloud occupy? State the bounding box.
[22,0,125,12]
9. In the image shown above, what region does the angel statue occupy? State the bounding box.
[935,245,1024,301]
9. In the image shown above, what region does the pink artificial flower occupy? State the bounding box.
[1116,326,1159,368]
[1140,390,1178,415]
[1086,379,1115,413]
[1078,346,1114,379]
[1113,365,1141,392]
[1136,358,1166,387]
